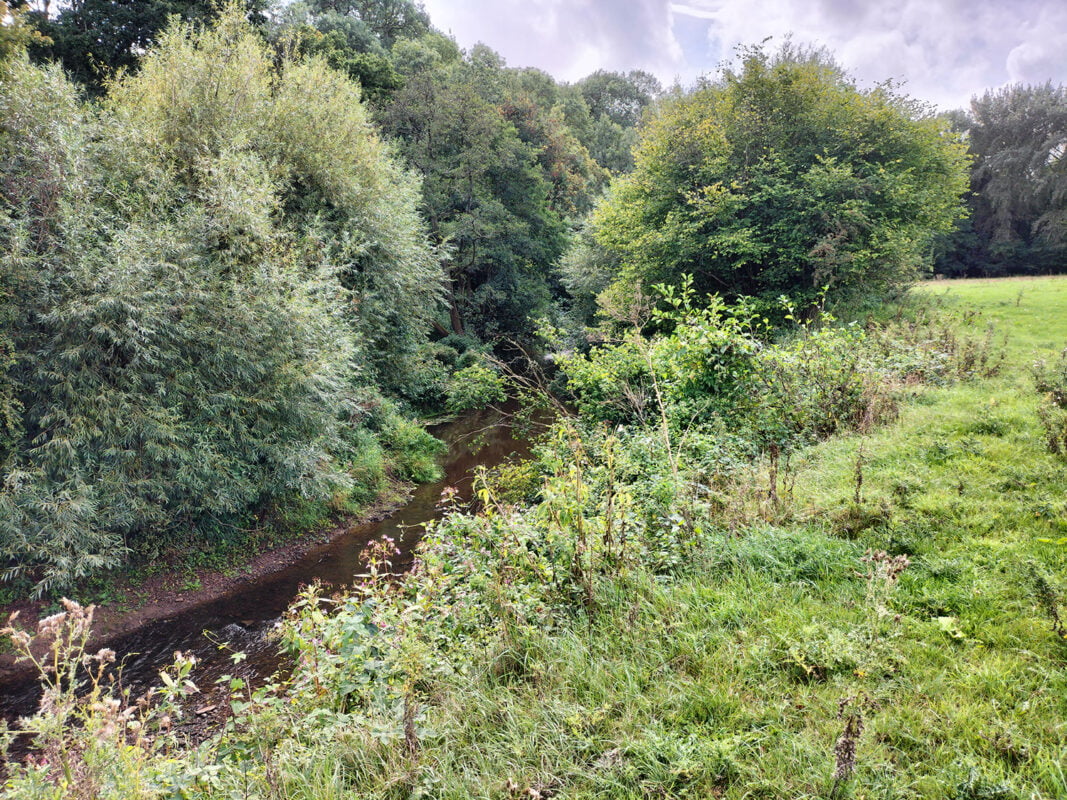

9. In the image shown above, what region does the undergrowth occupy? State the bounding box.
[3,278,1067,799]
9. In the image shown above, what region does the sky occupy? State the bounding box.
[419,0,1067,110]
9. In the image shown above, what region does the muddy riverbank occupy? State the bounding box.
[0,405,540,739]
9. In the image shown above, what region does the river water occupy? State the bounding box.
[0,405,536,751]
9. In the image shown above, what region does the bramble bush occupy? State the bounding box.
[559,281,991,468]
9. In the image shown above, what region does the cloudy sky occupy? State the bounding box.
[420,0,1067,110]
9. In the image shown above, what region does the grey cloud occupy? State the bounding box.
[422,0,682,81]
[677,0,1067,107]
[422,0,1067,107]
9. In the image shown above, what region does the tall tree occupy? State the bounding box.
[306,0,428,47]
[567,69,660,173]
[589,46,969,309]
[576,69,661,128]
[936,83,1067,276]
[380,59,565,342]
[499,92,607,218]
[26,0,267,92]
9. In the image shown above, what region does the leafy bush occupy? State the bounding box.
[560,281,759,427]
[561,283,1004,470]
[1033,349,1067,456]
[588,45,969,310]
[0,11,440,595]
[562,285,888,458]
[445,363,507,413]
[380,414,445,483]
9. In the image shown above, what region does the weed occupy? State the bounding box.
[954,768,1014,800]
[179,573,202,593]
[1,600,198,796]
[1032,348,1067,455]
[852,443,865,506]
[831,693,874,796]
[1027,562,1066,640]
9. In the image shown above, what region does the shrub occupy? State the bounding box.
[381,414,445,484]
[0,11,440,595]
[445,363,507,413]
[1032,349,1067,455]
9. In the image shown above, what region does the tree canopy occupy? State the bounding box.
[589,47,969,309]
[378,43,613,345]
[25,0,267,93]
[936,83,1067,277]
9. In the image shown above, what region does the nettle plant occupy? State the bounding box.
[562,279,905,470]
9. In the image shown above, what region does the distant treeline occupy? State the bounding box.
[935,83,1067,278]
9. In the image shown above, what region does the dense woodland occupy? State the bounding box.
[0,0,660,594]
[1,3,1066,797]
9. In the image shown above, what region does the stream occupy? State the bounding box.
[0,405,536,753]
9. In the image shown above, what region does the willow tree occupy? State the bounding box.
[937,83,1067,276]
[0,9,439,594]
[590,47,970,309]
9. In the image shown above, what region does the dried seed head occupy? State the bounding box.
[37,612,67,636]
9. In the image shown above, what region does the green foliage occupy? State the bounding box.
[936,84,1067,277]
[3,278,1067,799]
[1033,348,1067,455]
[0,11,441,594]
[590,46,969,310]
[445,363,506,413]
[560,281,950,456]
[285,22,402,101]
[379,413,444,483]
[26,0,268,94]
[575,69,661,129]
[0,1,48,62]
[571,69,660,174]
[500,92,608,217]
[306,0,430,48]
[273,1,423,102]
[379,56,567,343]
[558,219,623,323]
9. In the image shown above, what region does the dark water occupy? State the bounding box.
[0,405,537,747]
